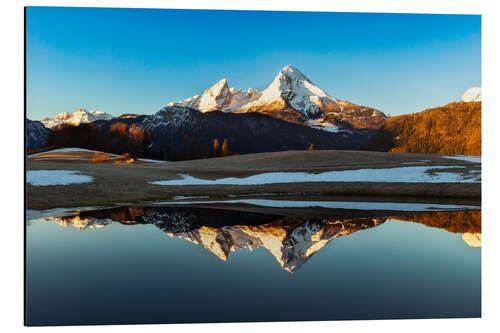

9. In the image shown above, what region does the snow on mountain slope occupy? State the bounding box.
[166,65,387,130]
[461,87,481,102]
[41,109,113,129]
[238,65,341,118]
[142,105,197,129]
[168,78,261,112]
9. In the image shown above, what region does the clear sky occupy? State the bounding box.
[26,7,481,120]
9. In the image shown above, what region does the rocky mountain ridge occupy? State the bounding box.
[168,65,389,131]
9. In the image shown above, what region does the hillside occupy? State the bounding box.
[26,120,51,150]
[47,106,370,161]
[364,102,481,155]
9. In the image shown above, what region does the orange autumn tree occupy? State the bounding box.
[365,102,481,155]
[128,124,146,156]
[109,122,129,154]
[221,138,231,156]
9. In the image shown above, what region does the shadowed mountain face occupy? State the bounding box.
[26,120,51,150]
[43,206,388,273]
[94,106,370,160]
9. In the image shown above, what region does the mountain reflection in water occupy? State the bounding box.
[41,206,481,273]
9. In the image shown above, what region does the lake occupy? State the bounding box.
[25,202,481,326]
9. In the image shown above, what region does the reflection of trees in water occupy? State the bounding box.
[393,210,481,248]
[393,211,481,234]
[43,206,481,270]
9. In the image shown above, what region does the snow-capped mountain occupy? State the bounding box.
[238,65,338,118]
[462,232,481,247]
[168,78,262,112]
[41,109,113,129]
[168,65,388,131]
[461,87,481,102]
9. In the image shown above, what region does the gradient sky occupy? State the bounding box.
[26,7,481,120]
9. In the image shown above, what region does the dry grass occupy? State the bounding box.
[26,149,481,210]
[113,153,135,164]
[92,152,111,164]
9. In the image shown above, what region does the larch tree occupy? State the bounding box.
[221,138,231,156]
[212,138,221,157]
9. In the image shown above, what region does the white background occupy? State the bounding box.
[1,0,498,332]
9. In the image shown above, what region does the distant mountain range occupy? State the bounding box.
[25,66,481,158]
[40,109,113,129]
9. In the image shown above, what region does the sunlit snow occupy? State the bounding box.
[442,155,481,163]
[150,165,480,186]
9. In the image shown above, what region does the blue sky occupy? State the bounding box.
[26,7,481,120]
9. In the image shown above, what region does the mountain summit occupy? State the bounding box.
[167,78,261,112]
[168,65,388,131]
[238,65,337,118]
[461,87,481,102]
[41,109,113,129]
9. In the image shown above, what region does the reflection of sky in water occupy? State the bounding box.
[26,210,481,326]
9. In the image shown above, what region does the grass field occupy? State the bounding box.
[26,149,481,210]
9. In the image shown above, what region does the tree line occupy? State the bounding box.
[363,102,481,155]
[47,122,320,161]
[46,122,237,161]
[46,122,151,158]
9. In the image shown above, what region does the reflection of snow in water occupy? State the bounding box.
[157,199,480,212]
[462,233,482,247]
[27,170,93,186]
[151,165,481,186]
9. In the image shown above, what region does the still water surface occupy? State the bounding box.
[26,204,481,326]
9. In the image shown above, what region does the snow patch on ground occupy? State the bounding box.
[29,148,119,158]
[29,148,164,163]
[157,199,479,212]
[27,170,94,186]
[150,166,480,186]
[442,155,481,163]
[137,158,165,163]
[172,195,210,200]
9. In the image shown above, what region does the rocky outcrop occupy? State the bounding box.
[26,119,51,150]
